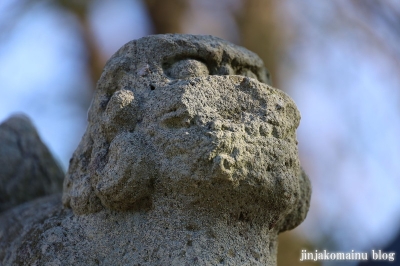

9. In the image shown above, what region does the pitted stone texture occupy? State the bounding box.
[63,34,304,220]
[1,34,310,265]
[0,195,277,265]
[0,114,64,213]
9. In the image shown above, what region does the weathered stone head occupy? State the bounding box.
[63,34,310,233]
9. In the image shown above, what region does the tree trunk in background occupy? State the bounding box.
[236,0,288,89]
[57,0,106,86]
[143,0,188,34]
[278,232,321,266]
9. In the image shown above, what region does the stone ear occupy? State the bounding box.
[278,169,311,232]
[164,59,210,79]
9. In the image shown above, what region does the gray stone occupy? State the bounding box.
[0,114,64,213]
[0,34,311,265]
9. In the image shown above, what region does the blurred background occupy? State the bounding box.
[1,0,399,265]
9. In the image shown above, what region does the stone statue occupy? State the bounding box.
[0,114,64,213]
[0,34,311,265]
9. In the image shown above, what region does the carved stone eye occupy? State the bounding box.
[236,68,258,80]
[165,59,209,79]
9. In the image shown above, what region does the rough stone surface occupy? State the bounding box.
[0,34,311,265]
[0,114,64,213]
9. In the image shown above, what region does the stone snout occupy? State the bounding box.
[64,75,308,234]
[146,76,307,233]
